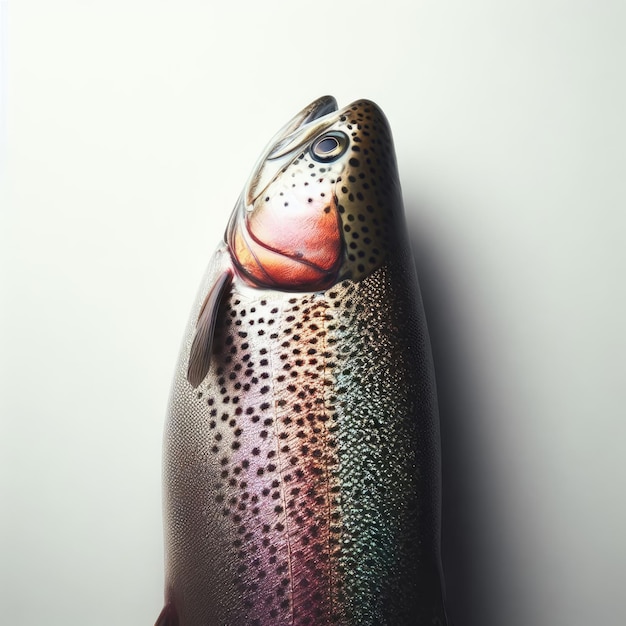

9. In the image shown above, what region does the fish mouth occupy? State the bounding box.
[269,95,338,154]
[225,96,402,292]
[245,96,339,206]
[266,96,338,161]
[224,96,345,292]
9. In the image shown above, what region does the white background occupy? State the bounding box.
[2,2,625,625]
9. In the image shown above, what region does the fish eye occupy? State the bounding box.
[310,131,349,163]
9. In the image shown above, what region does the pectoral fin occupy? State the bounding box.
[187,267,233,388]
[155,602,179,626]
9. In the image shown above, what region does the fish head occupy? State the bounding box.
[226,96,404,291]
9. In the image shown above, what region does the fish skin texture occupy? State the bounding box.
[158,98,448,625]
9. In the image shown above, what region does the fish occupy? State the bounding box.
[156,96,448,626]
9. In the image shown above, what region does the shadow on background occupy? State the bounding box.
[407,201,506,626]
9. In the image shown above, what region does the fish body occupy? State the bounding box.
[158,97,448,625]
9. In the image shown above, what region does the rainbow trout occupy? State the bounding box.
[156,97,448,626]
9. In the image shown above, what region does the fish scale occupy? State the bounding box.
[158,97,448,625]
